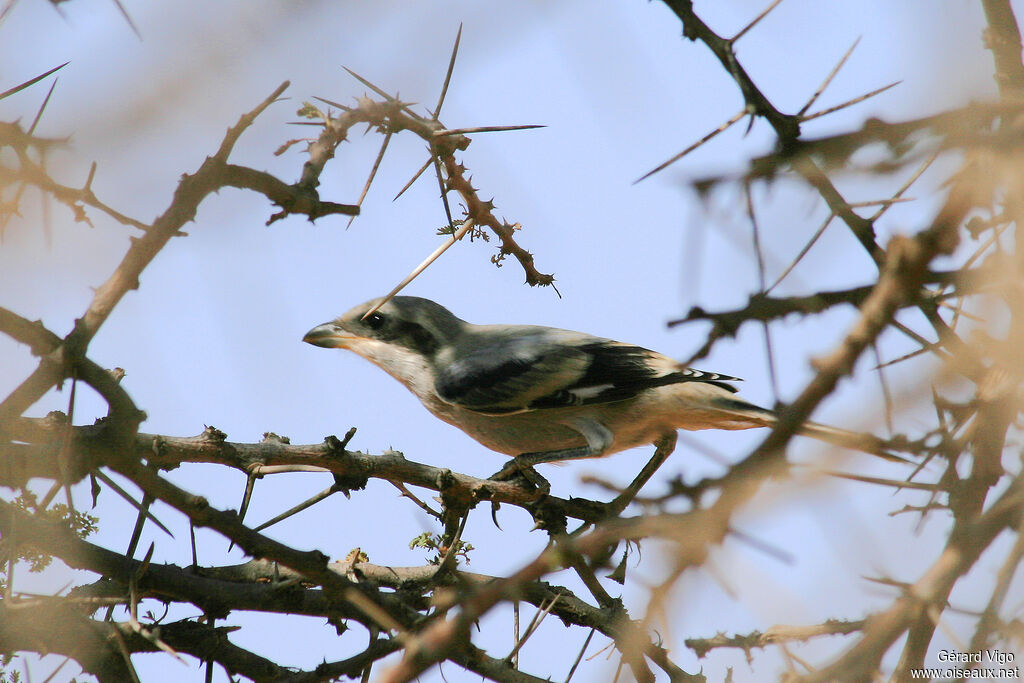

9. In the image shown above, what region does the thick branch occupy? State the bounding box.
[1,420,610,523]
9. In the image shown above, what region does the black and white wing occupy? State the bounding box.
[433,328,740,415]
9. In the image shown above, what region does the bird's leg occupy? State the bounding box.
[489,419,613,483]
[605,432,677,517]
[488,446,585,491]
[502,445,594,470]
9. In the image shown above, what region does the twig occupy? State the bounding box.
[798,37,861,116]
[361,218,476,319]
[635,108,746,183]
[433,24,463,119]
[730,0,783,43]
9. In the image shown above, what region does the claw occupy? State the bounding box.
[488,458,551,495]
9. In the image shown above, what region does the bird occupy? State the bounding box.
[303,296,897,472]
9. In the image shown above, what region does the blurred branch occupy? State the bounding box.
[589,210,964,584]
[740,102,1024,182]
[0,149,150,231]
[799,474,1024,683]
[981,0,1024,97]
[685,619,866,660]
[0,600,137,681]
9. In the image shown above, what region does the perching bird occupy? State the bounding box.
[303,296,895,469]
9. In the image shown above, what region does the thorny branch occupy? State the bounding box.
[295,91,554,288]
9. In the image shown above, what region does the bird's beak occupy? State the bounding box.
[303,322,355,349]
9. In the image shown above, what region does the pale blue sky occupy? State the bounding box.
[0,1,1011,681]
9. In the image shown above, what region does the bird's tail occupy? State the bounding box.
[709,397,906,463]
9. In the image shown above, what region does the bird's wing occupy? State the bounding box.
[434,332,740,415]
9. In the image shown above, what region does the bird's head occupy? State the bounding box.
[303,296,465,365]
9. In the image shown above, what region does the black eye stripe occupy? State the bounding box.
[381,319,439,356]
[357,308,440,356]
[399,321,439,356]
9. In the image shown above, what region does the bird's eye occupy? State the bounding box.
[364,312,386,330]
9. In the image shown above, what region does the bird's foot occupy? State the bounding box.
[489,457,551,494]
[489,444,595,488]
